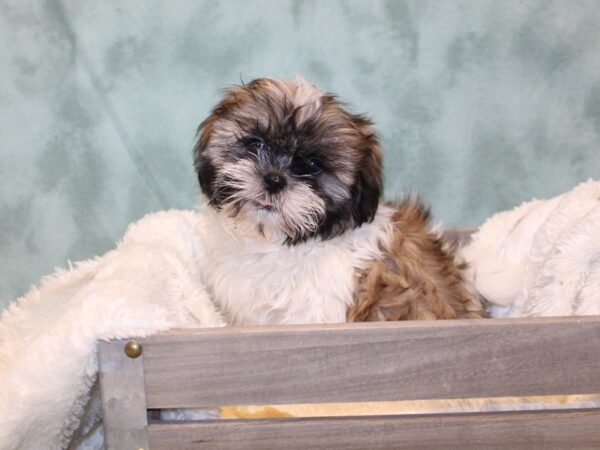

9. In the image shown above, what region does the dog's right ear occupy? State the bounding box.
[194,118,217,202]
[195,85,252,204]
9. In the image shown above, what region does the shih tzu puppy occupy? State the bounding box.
[193,76,484,325]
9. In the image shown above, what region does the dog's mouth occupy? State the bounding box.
[253,198,274,211]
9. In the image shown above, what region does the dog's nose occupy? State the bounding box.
[263,173,287,194]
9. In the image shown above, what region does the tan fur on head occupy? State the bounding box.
[195,76,383,244]
[348,196,485,321]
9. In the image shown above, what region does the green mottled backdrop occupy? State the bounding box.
[1,0,599,307]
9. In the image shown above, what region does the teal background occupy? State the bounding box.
[1,0,599,307]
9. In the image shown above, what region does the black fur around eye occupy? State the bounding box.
[241,136,267,152]
[306,157,322,173]
[293,157,322,176]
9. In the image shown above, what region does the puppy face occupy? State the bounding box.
[194,77,382,244]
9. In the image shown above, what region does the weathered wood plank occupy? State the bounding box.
[141,316,600,408]
[148,409,600,450]
[97,339,149,450]
[443,226,476,246]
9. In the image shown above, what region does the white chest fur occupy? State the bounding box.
[194,206,394,325]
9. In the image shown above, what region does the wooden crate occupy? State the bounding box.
[97,316,600,449]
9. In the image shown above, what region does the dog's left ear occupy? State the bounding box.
[350,115,383,226]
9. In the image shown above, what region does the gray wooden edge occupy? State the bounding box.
[98,339,150,450]
[147,409,600,450]
[139,316,600,408]
[443,226,477,245]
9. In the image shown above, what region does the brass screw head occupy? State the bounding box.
[124,340,142,359]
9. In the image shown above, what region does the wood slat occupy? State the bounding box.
[443,226,476,246]
[141,316,600,408]
[97,339,149,450]
[148,409,600,450]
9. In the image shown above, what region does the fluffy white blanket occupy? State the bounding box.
[462,179,600,317]
[0,211,225,450]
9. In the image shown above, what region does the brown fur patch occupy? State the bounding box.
[348,197,485,321]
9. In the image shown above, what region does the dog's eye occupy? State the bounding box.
[247,138,266,152]
[241,136,268,152]
[306,158,321,173]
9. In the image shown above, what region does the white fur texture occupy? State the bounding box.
[462,179,600,317]
[0,210,225,450]
[197,201,395,325]
[0,201,395,449]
